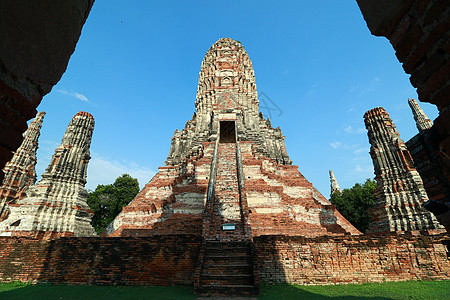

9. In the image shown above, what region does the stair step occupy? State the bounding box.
[205,241,250,246]
[205,248,250,256]
[204,251,249,256]
[200,274,254,286]
[195,284,258,297]
[203,254,250,261]
[200,263,253,272]
[200,267,253,276]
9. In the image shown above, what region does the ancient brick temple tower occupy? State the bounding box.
[107,38,359,295]
[107,38,358,239]
[0,111,45,220]
[0,112,96,237]
[364,107,442,234]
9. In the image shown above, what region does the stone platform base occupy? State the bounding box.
[0,232,448,286]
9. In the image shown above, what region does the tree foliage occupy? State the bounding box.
[329,178,377,233]
[87,174,140,234]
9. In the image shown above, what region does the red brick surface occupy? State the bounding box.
[0,233,448,285]
[0,235,202,285]
[254,233,450,284]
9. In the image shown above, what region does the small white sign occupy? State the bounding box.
[223,223,236,231]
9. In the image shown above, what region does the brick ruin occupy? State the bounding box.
[107,38,358,242]
[0,112,45,221]
[364,107,442,233]
[0,2,446,296]
[0,38,448,296]
[0,111,96,238]
[103,38,363,295]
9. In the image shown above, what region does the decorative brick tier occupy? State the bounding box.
[254,233,450,284]
[240,141,360,237]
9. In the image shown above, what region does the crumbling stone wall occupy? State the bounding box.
[0,0,94,183]
[254,233,450,284]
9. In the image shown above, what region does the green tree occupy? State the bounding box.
[329,178,377,233]
[87,174,140,234]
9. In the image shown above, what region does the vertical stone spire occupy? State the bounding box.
[329,170,341,194]
[165,38,292,166]
[0,111,45,220]
[364,107,442,233]
[0,111,96,237]
[408,98,433,132]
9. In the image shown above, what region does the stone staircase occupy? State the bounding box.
[208,143,244,241]
[195,240,257,297]
[195,142,258,296]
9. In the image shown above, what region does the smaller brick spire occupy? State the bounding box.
[0,111,45,220]
[408,98,433,132]
[0,111,97,237]
[364,107,442,233]
[329,170,341,194]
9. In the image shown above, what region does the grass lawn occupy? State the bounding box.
[0,280,448,299]
[259,280,450,299]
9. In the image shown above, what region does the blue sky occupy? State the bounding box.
[34,1,438,197]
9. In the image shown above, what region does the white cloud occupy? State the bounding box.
[344,125,366,135]
[86,154,156,191]
[306,83,319,96]
[354,164,373,175]
[56,89,89,102]
[372,77,380,84]
[353,147,368,155]
[329,141,342,149]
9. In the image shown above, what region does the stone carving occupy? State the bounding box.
[364,107,443,233]
[408,98,433,132]
[329,170,341,194]
[107,38,360,238]
[0,111,45,220]
[0,111,96,237]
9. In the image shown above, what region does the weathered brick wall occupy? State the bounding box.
[406,128,450,202]
[0,235,201,285]
[254,233,450,284]
[0,233,449,286]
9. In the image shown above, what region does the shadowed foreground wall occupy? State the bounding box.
[254,234,450,284]
[0,233,448,285]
